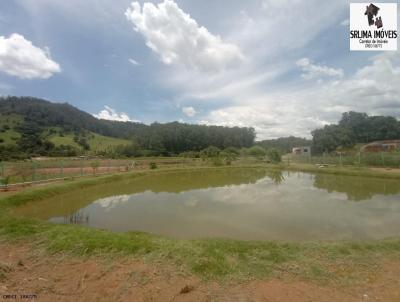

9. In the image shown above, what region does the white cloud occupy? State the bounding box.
[125,0,244,72]
[296,58,344,80]
[128,58,139,66]
[340,19,349,26]
[200,52,400,140]
[0,34,61,79]
[182,106,196,117]
[93,106,140,122]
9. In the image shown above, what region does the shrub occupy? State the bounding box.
[0,176,10,190]
[200,146,221,158]
[247,146,266,159]
[149,162,157,169]
[212,157,223,166]
[266,148,282,163]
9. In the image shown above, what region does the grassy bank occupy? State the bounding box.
[283,163,400,180]
[1,164,400,284]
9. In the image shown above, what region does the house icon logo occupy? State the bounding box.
[364,3,383,29]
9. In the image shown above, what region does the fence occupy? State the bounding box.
[289,152,400,168]
[0,157,194,186]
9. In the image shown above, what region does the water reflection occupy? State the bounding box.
[62,211,90,225]
[268,170,285,185]
[313,173,400,201]
[14,168,400,241]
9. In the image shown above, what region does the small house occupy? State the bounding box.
[361,140,400,153]
[292,146,311,156]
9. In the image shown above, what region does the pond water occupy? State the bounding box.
[15,168,400,241]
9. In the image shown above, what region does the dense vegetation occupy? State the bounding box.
[312,112,400,154]
[257,136,312,153]
[2,97,398,160]
[0,97,255,160]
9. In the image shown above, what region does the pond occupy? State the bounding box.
[15,168,400,241]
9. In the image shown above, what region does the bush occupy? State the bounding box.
[223,147,240,155]
[266,148,282,163]
[0,176,10,189]
[200,146,221,158]
[179,151,200,158]
[212,157,223,166]
[247,146,266,159]
[149,162,157,169]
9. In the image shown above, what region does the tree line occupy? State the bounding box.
[0,97,255,159]
[312,111,400,153]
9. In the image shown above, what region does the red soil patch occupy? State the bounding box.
[1,243,400,302]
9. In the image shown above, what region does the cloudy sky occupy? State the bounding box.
[0,0,399,139]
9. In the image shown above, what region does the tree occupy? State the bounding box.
[266,148,282,163]
[200,146,221,158]
[312,111,400,154]
[247,146,266,159]
[257,136,312,153]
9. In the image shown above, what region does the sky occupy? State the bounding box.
[0,0,399,140]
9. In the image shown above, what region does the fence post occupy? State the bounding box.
[0,162,4,178]
[358,152,361,166]
[381,152,385,167]
[339,153,342,166]
[60,160,64,178]
[32,162,37,181]
[80,159,84,176]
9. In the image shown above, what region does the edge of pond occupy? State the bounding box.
[2,163,400,207]
[1,164,400,282]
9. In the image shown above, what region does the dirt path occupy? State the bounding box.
[1,244,400,302]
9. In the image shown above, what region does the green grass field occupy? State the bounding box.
[48,132,131,153]
[87,133,131,152]
[0,114,23,146]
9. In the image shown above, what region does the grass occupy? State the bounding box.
[88,133,131,152]
[48,132,131,153]
[283,162,400,180]
[0,114,23,146]
[48,133,81,149]
[0,165,400,284]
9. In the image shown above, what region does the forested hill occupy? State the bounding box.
[0,96,146,139]
[0,96,255,159]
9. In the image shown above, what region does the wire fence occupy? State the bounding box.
[289,152,400,168]
[0,157,194,186]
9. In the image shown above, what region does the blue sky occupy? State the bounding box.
[0,0,399,139]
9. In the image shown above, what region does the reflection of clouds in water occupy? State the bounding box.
[74,171,400,240]
[184,196,199,207]
[95,194,131,211]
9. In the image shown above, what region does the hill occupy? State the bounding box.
[0,96,255,160]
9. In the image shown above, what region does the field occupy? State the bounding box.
[1,163,400,300]
[0,114,22,146]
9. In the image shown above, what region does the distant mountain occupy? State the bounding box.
[0,96,255,159]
